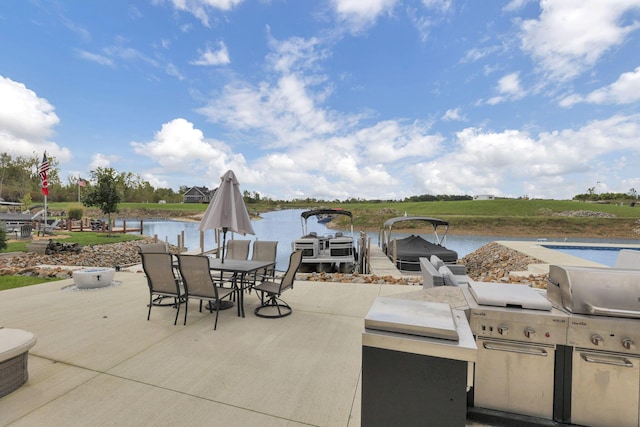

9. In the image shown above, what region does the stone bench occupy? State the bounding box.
[420,256,471,289]
[0,328,37,398]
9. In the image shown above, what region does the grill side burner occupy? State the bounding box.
[465,284,569,421]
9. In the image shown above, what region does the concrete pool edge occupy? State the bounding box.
[495,240,640,276]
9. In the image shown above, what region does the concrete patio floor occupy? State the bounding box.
[6,240,616,426]
[0,269,421,427]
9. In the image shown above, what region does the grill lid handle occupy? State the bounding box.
[585,303,640,319]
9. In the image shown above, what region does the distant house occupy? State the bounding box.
[473,195,495,201]
[183,186,216,203]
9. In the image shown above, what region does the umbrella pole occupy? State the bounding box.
[221,228,227,263]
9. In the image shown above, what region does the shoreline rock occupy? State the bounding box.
[2,238,547,287]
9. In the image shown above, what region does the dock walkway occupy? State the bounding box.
[367,245,405,278]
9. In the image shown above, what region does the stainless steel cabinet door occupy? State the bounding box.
[571,349,640,427]
[474,338,556,419]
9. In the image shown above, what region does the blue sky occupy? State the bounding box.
[1,0,639,201]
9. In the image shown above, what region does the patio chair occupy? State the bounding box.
[216,239,252,286]
[249,240,278,286]
[140,252,186,325]
[137,242,168,253]
[176,254,236,330]
[253,250,303,318]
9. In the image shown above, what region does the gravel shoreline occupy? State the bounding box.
[1,238,547,287]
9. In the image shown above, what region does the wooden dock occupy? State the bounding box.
[63,219,144,234]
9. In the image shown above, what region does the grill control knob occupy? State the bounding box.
[497,325,509,335]
[524,327,536,338]
[591,334,604,346]
[622,338,635,351]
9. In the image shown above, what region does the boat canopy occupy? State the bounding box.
[301,208,353,236]
[382,216,449,229]
[301,209,353,220]
[380,216,450,247]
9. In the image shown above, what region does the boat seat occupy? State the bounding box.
[293,238,319,258]
[328,237,354,258]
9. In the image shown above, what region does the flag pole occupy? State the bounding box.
[39,152,50,236]
[43,193,47,235]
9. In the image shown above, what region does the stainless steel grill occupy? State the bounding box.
[548,265,640,427]
[466,281,569,421]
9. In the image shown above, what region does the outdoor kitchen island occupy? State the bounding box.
[362,296,476,427]
[370,274,640,427]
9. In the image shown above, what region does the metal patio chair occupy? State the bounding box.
[248,240,278,288]
[254,250,303,318]
[139,252,186,325]
[216,239,252,288]
[176,254,237,330]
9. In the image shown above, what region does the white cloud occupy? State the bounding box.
[411,114,640,198]
[407,0,453,42]
[487,72,525,104]
[561,66,640,106]
[442,108,466,122]
[198,35,340,147]
[90,153,118,170]
[407,9,432,43]
[503,0,535,12]
[421,0,452,13]
[191,41,230,66]
[330,0,399,34]
[0,76,70,161]
[130,118,255,186]
[520,0,640,81]
[132,118,228,170]
[167,0,245,26]
[76,50,114,67]
[460,45,501,63]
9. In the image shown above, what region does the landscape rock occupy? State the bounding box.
[0,237,176,279]
[2,238,547,287]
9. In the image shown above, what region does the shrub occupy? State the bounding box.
[68,207,83,220]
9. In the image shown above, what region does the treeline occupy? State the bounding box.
[573,189,638,202]
[403,194,473,202]
[0,153,184,204]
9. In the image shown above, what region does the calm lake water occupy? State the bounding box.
[118,209,639,270]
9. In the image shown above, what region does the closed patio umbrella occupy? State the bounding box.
[198,170,255,262]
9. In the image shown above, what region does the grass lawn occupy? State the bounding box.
[2,231,145,254]
[0,276,63,291]
[1,232,147,290]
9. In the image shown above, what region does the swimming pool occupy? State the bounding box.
[542,245,640,267]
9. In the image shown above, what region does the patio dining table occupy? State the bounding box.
[207,258,276,318]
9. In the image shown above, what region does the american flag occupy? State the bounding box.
[78,178,86,187]
[39,153,50,196]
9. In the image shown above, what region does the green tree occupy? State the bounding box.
[21,192,32,209]
[82,167,121,236]
[0,225,6,251]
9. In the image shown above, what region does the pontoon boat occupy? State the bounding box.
[379,216,458,272]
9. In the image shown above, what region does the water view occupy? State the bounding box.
[118,209,639,270]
